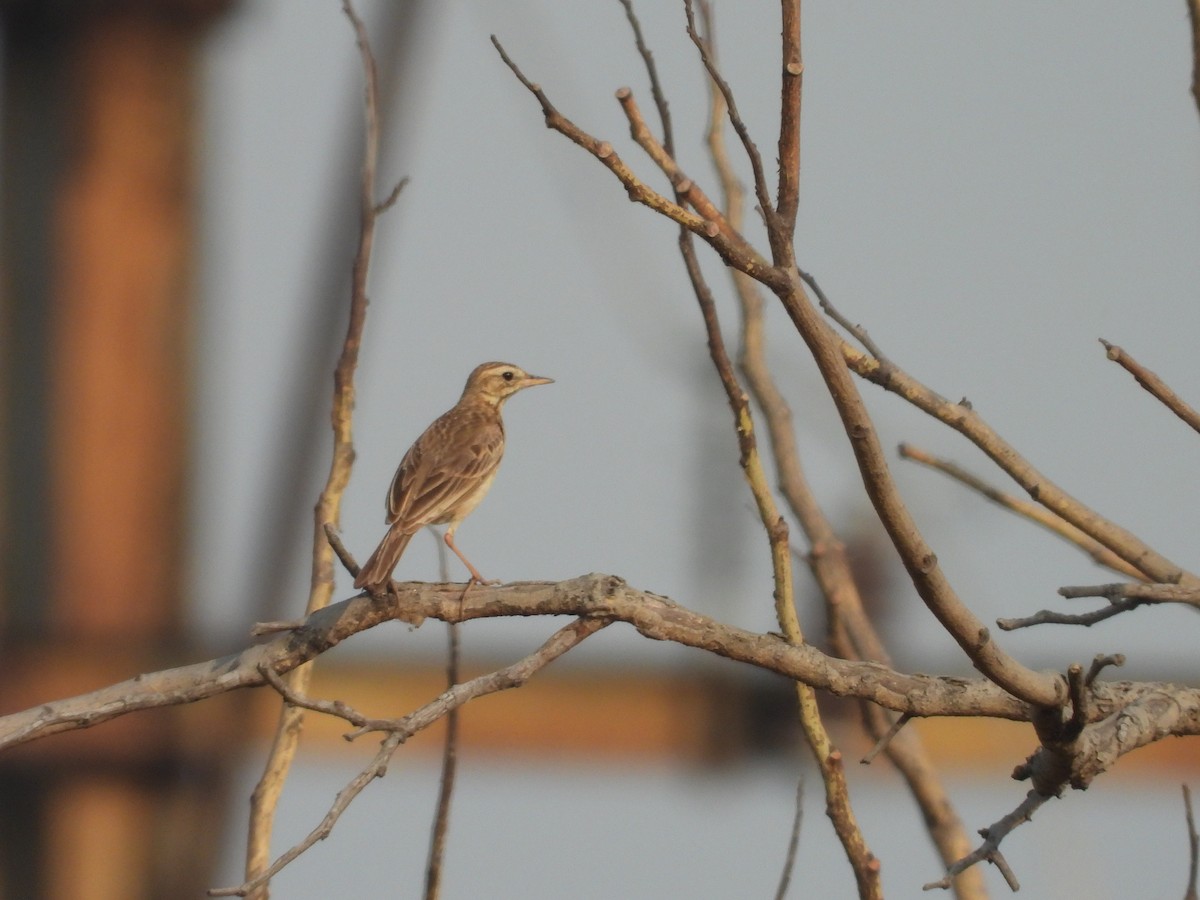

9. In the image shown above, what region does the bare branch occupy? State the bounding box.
[860,712,913,765]
[212,617,605,896]
[497,16,1069,711]
[1187,0,1200,122]
[492,37,748,256]
[997,601,1138,631]
[801,268,890,366]
[617,0,674,157]
[899,443,1147,581]
[213,733,405,899]
[924,790,1051,892]
[1058,582,1200,605]
[424,621,461,900]
[1004,581,1200,630]
[634,8,882,890]
[1185,784,1199,900]
[0,575,1050,749]
[774,777,804,900]
[244,4,402,888]
[775,0,803,247]
[259,664,380,731]
[842,339,1199,589]
[324,521,360,577]
[682,0,777,238]
[1101,339,1200,436]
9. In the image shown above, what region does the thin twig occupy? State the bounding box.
[211,617,607,897]
[323,521,360,578]
[424,623,459,899]
[492,36,747,252]
[997,602,1139,631]
[924,790,1050,892]
[774,776,804,900]
[243,4,400,893]
[774,0,802,250]
[800,268,890,365]
[839,338,1200,590]
[698,6,980,891]
[1185,784,1199,900]
[664,8,880,894]
[617,0,674,158]
[1100,339,1200,436]
[899,443,1146,581]
[682,0,782,255]
[215,733,405,898]
[861,712,913,765]
[425,536,460,900]
[1189,0,1200,122]
[1002,581,1200,629]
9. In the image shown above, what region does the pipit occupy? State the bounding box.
[354,361,553,593]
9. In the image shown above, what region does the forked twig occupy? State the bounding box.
[1002,582,1200,631]
[212,617,608,897]
[924,790,1050,892]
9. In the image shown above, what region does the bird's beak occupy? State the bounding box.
[522,374,554,388]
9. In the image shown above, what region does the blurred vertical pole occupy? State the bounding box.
[0,1,234,898]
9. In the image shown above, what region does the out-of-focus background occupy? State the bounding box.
[2,1,1199,897]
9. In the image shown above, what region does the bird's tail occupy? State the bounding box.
[354,527,415,591]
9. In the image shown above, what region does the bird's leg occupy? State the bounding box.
[444,530,498,585]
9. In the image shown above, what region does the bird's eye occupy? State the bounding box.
[502,371,515,381]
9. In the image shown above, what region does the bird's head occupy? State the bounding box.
[461,361,554,407]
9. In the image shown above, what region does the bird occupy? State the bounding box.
[354,361,553,594]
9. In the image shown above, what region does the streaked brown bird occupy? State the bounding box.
[354,361,553,593]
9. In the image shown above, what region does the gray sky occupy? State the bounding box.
[194,2,1200,894]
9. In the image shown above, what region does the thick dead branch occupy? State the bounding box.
[0,574,1044,755]
[4,577,1196,835]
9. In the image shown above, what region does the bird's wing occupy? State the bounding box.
[386,407,504,530]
